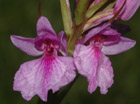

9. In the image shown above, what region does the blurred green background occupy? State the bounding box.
[0,0,140,104]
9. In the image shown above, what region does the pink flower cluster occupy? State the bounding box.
[11,0,139,102]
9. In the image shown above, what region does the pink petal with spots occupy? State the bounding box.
[10,35,43,56]
[13,56,76,102]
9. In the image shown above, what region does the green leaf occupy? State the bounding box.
[60,0,72,35]
[75,0,89,25]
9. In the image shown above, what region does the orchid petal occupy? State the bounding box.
[101,27,121,46]
[74,44,114,94]
[103,35,120,46]
[37,16,56,36]
[114,0,140,20]
[100,27,120,36]
[51,56,76,92]
[10,35,43,56]
[97,54,114,94]
[58,31,68,56]
[102,36,136,55]
[83,23,110,43]
[13,56,76,102]
[74,44,101,93]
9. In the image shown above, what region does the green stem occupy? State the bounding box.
[67,20,87,56]
[67,25,81,55]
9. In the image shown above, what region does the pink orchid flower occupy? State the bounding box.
[74,25,136,94]
[10,16,76,102]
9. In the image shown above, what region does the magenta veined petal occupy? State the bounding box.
[37,16,56,36]
[74,44,114,94]
[10,35,43,56]
[114,0,140,20]
[74,44,100,78]
[58,31,68,56]
[74,44,100,93]
[102,36,136,55]
[13,56,76,102]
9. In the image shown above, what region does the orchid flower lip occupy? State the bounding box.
[73,43,114,94]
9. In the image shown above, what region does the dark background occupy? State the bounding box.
[0,0,140,104]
